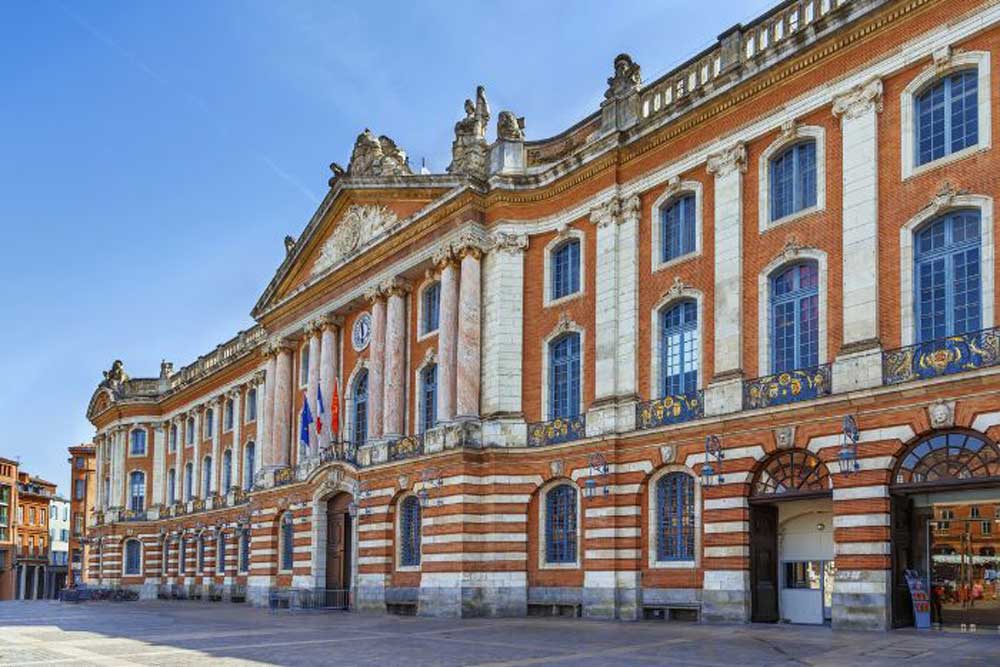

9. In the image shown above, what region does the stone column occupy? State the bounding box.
[173,416,184,504]
[704,143,747,416]
[273,342,294,467]
[616,195,640,405]
[481,232,527,420]
[319,317,339,445]
[833,78,884,393]
[455,242,482,420]
[367,290,387,440]
[436,248,459,422]
[262,350,277,467]
[383,279,409,438]
[152,422,166,506]
[306,321,322,453]
[592,198,620,406]
[111,428,124,508]
[94,435,105,511]
[212,395,224,495]
[18,564,26,600]
[254,372,266,481]
[229,387,242,492]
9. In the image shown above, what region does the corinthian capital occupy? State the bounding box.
[832,78,883,120]
[380,277,411,297]
[620,194,641,225]
[488,231,529,254]
[589,196,621,228]
[452,230,490,260]
[706,142,747,178]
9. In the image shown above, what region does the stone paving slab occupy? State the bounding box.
[1,601,999,666]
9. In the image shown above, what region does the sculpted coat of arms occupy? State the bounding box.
[312,204,399,276]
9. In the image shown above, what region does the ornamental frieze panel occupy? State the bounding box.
[311,204,400,277]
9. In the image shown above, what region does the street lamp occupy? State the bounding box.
[702,435,725,484]
[837,415,861,475]
[584,453,609,498]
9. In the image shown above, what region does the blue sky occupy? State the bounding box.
[0,0,774,493]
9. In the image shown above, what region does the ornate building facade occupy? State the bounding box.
[85,0,1000,631]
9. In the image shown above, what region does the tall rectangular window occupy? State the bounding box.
[770,263,819,373]
[420,365,437,433]
[549,333,581,419]
[422,282,441,334]
[917,70,978,166]
[661,195,696,262]
[660,301,698,396]
[551,240,581,301]
[770,141,817,221]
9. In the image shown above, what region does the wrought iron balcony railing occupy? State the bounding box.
[883,327,1000,386]
[387,435,424,462]
[635,390,703,430]
[318,441,360,466]
[743,364,832,410]
[121,509,147,522]
[273,466,296,487]
[527,415,586,447]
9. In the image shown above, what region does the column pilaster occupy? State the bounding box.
[191,409,202,499]
[704,143,747,416]
[272,341,294,468]
[832,78,884,393]
[367,289,387,440]
[261,348,277,468]
[229,386,242,492]
[435,247,459,423]
[318,317,340,446]
[212,394,224,495]
[306,320,322,453]
[152,422,166,507]
[383,278,410,438]
[455,239,483,421]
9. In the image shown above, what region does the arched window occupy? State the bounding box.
[894,430,1000,486]
[770,141,817,221]
[216,532,226,574]
[167,468,176,505]
[656,472,696,562]
[280,512,294,571]
[660,300,698,396]
[420,364,437,433]
[243,442,256,490]
[752,449,831,497]
[130,429,147,456]
[422,281,441,334]
[222,450,233,490]
[124,539,141,575]
[661,194,696,262]
[399,496,422,567]
[770,262,819,373]
[246,387,257,421]
[239,529,250,573]
[202,456,213,497]
[551,239,581,301]
[914,210,981,343]
[916,69,978,167]
[549,333,581,419]
[128,471,145,512]
[545,484,577,564]
[353,370,369,445]
[184,462,193,501]
[198,533,207,572]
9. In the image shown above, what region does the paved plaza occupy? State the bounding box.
[0,601,999,666]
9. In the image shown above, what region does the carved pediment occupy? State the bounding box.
[311,204,400,276]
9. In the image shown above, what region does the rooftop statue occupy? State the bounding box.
[605,53,642,100]
[497,111,525,142]
[329,129,412,184]
[449,86,491,179]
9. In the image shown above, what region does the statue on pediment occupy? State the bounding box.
[605,53,641,100]
[449,86,491,179]
[497,111,525,141]
[331,129,412,183]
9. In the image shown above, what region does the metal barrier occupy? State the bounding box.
[269,588,350,612]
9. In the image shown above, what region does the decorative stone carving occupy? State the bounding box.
[423,347,437,365]
[927,400,955,429]
[665,276,690,301]
[779,119,799,140]
[605,53,642,100]
[932,45,954,70]
[832,78,884,120]
[663,175,682,200]
[550,460,564,476]
[159,360,173,379]
[432,242,456,268]
[621,194,641,225]
[590,197,621,228]
[284,235,296,254]
[101,360,129,389]
[660,445,676,465]
[380,276,411,297]
[924,181,968,217]
[351,312,373,352]
[312,204,400,276]
[780,235,804,261]
[449,86,491,180]
[333,129,412,180]
[497,111,525,141]
[706,142,747,177]
[773,426,796,449]
[398,475,409,490]
[489,231,529,254]
[452,231,489,260]
[554,312,575,336]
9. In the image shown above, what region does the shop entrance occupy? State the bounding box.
[890,429,1000,630]
[749,449,833,625]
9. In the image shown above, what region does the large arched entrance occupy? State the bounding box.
[890,429,1000,629]
[324,492,354,609]
[749,449,834,625]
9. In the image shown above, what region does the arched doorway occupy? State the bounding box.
[749,449,833,625]
[324,492,353,609]
[890,429,1000,629]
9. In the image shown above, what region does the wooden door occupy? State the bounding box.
[750,504,779,623]
[891,495,915,628]
[325,494,353,594]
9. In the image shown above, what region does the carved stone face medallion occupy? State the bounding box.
[352,312,372,351]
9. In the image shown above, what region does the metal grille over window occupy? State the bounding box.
[656,472,695,561]
[545,484,577,564]
[752,449,831,497]
[400,496,422,566]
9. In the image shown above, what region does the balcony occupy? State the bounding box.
[527,415,586,447]
[743,364,832,410]
[121,509,147,522]
[635,390,703,430]
[883,327,1000,386]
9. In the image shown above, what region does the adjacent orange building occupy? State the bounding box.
[15,473,56,599]
[67,444,95,587]
[0,457,17,600]
[84,0,1000,632]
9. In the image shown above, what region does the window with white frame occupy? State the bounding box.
[224,398,234,431]
[353,370,368,445]
[660,194,697,263]
[222,449,233,490]
[659,300,698,397]
[901,52,991,179]
[279,512,294,571]
[169,424,177,452]
[299,344,310,387]
[543,483,578,565]
[758,126,825,230]
[655,471,696,562]
[129,429,146,456]
[550,238,581,302]
[128,471,145,512]
[398,495,421,568]
[246,387,257,422]
[124,539,142,575]
[184,463,193,501]
[548,333,581,419]
[167,468,176,505]
[770,262,819,373]
[202,456,213,497]
[421,281,441,335]
[204,409,214,439]
[186,417,195,445]
[239,529,250,573]
[243,442,256,490]
[420,364,437,433]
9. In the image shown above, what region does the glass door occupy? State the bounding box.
[929,504,1000,630]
